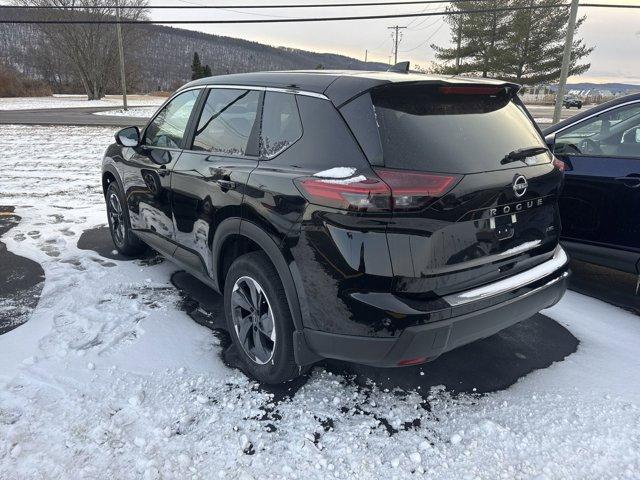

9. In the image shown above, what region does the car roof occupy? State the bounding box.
[544,92,640,135]
[181,70,520,107]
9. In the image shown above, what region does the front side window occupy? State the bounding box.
[192,88,261,156]
[554,102,640,157]
[145,89,199,149]
[259,92,302,158]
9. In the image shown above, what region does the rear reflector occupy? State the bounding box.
[296,169,459,213]
[438,86,504,95]
[398,356,428,366]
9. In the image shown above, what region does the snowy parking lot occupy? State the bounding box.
[1,124,639,479]
[0,95,165,111]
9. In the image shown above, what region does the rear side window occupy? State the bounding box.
[259,92,302,158]
[345,85,547,174]
[192,88,261,156]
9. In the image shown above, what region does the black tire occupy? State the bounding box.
[105,182,146,256]
[224,251,299,384]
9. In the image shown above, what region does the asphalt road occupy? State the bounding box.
[0,105,152,127]
[526,104,590,128]
[0,207,45,335]
[0,102,586,128]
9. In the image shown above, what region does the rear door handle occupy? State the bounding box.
[615,176,640,188]
[217,179,237,190]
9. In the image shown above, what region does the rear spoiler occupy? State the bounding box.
[327,75,521,108]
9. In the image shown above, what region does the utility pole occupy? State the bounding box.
[455,17,463,73]
[364,49,368,62]
[552,0,579,124]
[387,25,406,65]
[114,0,128,110]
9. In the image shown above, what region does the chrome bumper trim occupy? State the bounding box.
[444,246,568,307]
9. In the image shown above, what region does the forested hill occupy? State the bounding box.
[133,24,387,90]
[0,7,387,92]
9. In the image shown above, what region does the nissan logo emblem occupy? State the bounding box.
[513,175,528,197]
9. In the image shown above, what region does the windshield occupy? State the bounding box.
[369,85,548,174]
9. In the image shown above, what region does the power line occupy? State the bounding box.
[2,0,638,9]
[400,18,446,52]
[407,8,442,30]
[0,0,538,9]
[0,4,572,24]
[172,0,297,18]
[405,2,442,29]
[1,2,638,24]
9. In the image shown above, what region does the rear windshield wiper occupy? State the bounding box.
[501,146,548,165]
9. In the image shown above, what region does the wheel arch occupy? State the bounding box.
[212,218,321,366]
[102,164,124,196]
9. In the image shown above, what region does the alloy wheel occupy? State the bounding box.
[108,192,125,246]
[231,276,276,365]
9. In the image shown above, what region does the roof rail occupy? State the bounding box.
[387,61,410,73]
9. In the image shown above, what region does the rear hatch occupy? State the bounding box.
[340,82,564,296]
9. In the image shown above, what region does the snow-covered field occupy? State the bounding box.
[1,125,639,479]
[0,95,165,111]
[92,106,159,118]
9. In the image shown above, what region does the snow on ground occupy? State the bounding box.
[0,95,164,111]
[533,117,553,125]
[1,124,639,479]
[92,106,158,118]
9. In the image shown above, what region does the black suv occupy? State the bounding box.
[563,95,583,109]
[102,70,569,384]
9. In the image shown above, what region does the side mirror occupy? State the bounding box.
[544,134,555,152]
[115,126,141,148]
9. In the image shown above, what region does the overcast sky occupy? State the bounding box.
[142,0,640,84]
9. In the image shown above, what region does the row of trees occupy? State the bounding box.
[12,0,148,99]
[2,3,387,98]
[430,0,593,85]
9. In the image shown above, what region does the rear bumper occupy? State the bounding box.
[304,248,569,367]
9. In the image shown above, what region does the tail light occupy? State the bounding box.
[295,169,460,213]
[374,168,460,211]
[295,176,392,212]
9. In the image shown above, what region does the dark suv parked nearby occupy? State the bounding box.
[563,95,583,109]
[544,93,640,275]
[102,70,569,383]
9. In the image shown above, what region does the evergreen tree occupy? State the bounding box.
[431,0,511,77]
[498,0,592,84]
[430,0,592,85]
[203,64,212,77]
[191,52,204,80]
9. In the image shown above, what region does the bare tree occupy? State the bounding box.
[13,0,148,100]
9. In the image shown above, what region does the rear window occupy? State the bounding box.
[346,84,547,174]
